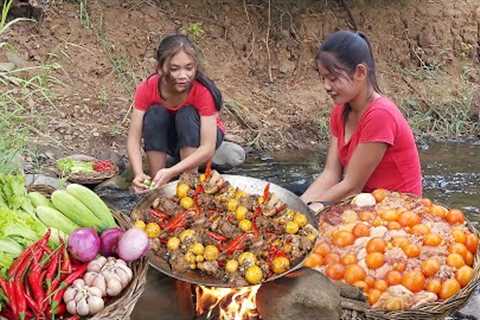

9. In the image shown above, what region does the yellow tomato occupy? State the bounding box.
[185,252,196,264]
[272,256,290,274]
[235,206,248,221]
[176,183,190,198]
[285,221,299,234]
[238,252,257,265]
[227,199,239,212]
[235,190,247,200]
[294,213,308,227]
[245,265,263,284]
[167,237,180,251]
[179,229,195,242]
[190,243,205,255]
[180,197,194,209]
[199,174,206,182]
[133,220,146,230]
[145,222,161,238]
[204,245,219,261]
[190,263,197,270]
[286,209,295,220]
[257,196,265,205]
[225,259,239,273]
[195,255,205,263]
[239,219,253,232]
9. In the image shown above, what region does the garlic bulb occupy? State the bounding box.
[84,256,133,297]
[64,279,105,316]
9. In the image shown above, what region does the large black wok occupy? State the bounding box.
[131,174,318,287]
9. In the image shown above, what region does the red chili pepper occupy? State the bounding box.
[268,246,286,259]
[62,263,88,285]
[24,289,40,316]
[223,233,249,255]
[164,212,188,233]
[0,278,15,316]
[149,208,169,221]
[13,278,27,320]
[204,160,212,179]
[27,258,45,304]
[208,231,227,242]
[9,230,51,278]
[45,248,61,281]
[61,246,72,275]
[195,184,204,194]
[263,183,271,202]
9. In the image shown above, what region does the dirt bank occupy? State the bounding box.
[1,0,479,158]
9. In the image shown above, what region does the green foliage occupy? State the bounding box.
[182,22,205,41]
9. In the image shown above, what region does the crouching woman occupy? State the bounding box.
[127,34,225,193]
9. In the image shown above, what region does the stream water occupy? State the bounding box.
[121,142,480,319]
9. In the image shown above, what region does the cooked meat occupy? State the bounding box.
[321,209,343,225]
[179,172,198,188]
[239,195,256,210]
[218,220,239,237]
[157,198,180,215]
[170,253,190,273]
[197,261,221,276]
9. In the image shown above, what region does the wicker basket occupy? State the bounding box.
[92,211,148,320]
[28,185,148,320]
[318,193,480,320]
[55,156,119,185]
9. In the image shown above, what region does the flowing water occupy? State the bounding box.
[118,142,480,319]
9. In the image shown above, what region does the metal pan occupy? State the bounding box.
[131,174,318,287]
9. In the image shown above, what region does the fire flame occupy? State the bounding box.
[195,285,260,320]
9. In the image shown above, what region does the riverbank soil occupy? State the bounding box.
[1,0,479,159]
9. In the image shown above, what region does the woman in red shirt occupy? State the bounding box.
[301,31,422,211]
[127,34,224,192]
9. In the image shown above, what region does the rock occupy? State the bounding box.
[212,141,246,170]
[165,141,246,171]
[456,288,480,319]
[256,269,342,320]
[25,174,61,189]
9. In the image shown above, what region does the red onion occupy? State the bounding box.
[68,228,100,262]
[117,228,149,262]
[100,227,124,257]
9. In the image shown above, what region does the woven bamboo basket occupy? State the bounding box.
[27,184,148,320]
[316,193,480,320]
[55,156,119,185]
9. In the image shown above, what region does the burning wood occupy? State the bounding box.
[195,285,260,320]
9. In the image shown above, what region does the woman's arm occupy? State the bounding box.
[301,137,342,203]
[152,115,217,186]
[127,109,150,190]
[316,142,387,202]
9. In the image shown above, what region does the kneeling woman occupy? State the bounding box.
[301,31,422,211]
[127,34,224,192]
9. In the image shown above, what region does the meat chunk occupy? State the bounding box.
[170,253,190,273]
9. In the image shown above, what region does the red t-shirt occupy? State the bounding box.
[330,96,422,196]
[134,74,225,132]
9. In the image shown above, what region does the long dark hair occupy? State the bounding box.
[154,33,223,110]
[316,31,381,120]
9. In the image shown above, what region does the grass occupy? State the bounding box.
[0,0,63,174]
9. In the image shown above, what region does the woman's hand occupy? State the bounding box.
[132,173,151,194]
[153,168,175,188]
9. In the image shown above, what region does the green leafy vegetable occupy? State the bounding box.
[56,159,94,174]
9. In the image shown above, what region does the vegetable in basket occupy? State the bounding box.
[100,228,124,257]
[56,159,95,175]
[117,228,149,262]
[84,256,133,296]
[51,190,102,229]
[64,279,105,316]
[68,228,101,262]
